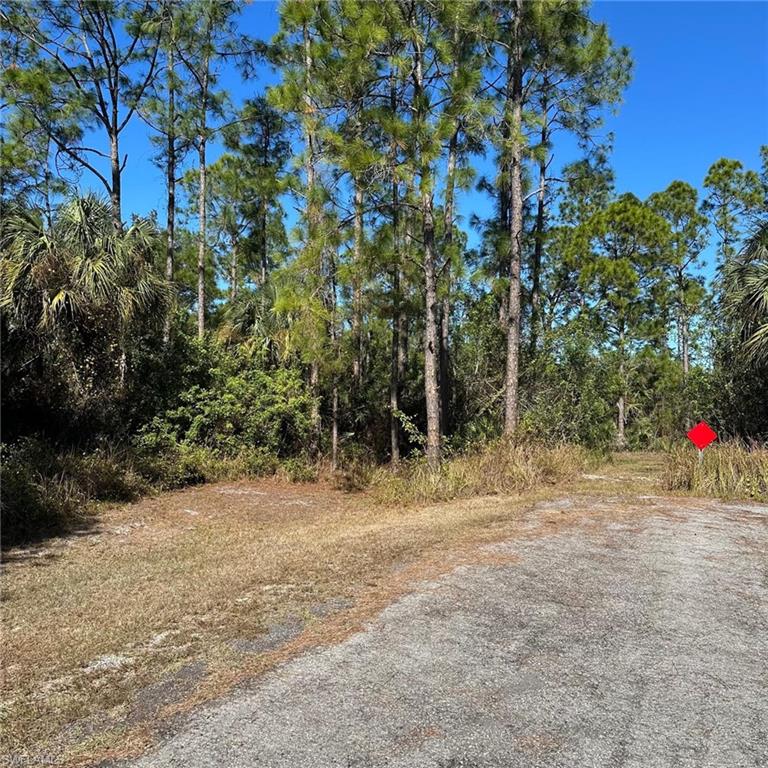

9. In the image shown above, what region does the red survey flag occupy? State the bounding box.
[687,421,717,450]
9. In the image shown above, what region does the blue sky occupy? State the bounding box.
[592,0,767,198]
[110,1,767,271]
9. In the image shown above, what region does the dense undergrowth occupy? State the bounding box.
[662,442,768,501]
[1,342,319,545]
[7,436,768,549]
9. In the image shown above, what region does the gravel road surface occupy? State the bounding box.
[130,497,768,767]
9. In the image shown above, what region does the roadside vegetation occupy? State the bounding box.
[0,469,608,766]
[663,442,768,501]
[1,438,317,546]
[368,442,593,505]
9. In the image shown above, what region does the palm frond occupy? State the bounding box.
[2,193,169,336]
[725,220,768,361]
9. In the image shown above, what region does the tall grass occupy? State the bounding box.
[370,441,591,505]
[662,442,768,501]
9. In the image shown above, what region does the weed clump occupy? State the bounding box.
[662,442,768,501]
[369,441,591,505]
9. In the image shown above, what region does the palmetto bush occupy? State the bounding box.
[1,195,170,335]
[1,195,172,441]
[724,220,768,362]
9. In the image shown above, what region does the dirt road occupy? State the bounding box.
[128,495,768,768]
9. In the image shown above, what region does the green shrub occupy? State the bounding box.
[662,442,768,500]
[515,328,617,450]
[127,355,314,492]
[137,361,313,459]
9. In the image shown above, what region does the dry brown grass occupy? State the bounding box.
[370,441,591,504]
[662,442,768,500]
[569,451,668,495]
[1,474,582,766]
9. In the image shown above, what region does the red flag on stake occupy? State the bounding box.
[687,421,717,451]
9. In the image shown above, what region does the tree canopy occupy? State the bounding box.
[2,0,766,482]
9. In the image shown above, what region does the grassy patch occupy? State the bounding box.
[0,440,590,546]
[2,448,663,765]
[369,441,592,505]
[0,439,312,546]
[662,442,768,501]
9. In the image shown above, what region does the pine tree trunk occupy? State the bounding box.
[679,273,690,376]
[352,178,364,387]
[309,360,320,458]
[229,239,238,303]
[331,385,339,472]
[109,130,121,231]
[682,320,691,429]
[398,177,411,428]
[44,137,53,230]
[390,68,402,464]
[680,283,691,427]
[163,42,176,345]
[440,129,457,437]
[197,135,207,340]
[498,100,510,332]
[617,393,626,448]
[413,37,441,468]
[109,66,122,231]
[260,202,269,285]
[503,3,524,437]
[530,106,548,358]
[682,316,690,375]
[616,331,627,448]
[196,38,210,341]
[390,267,401,464]
[401,179,412,383]
[423,197,441,469]
[304,19,322,458]
[440,296,450,435]
[328,234,340,472]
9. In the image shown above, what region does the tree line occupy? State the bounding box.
[2,0,767,473]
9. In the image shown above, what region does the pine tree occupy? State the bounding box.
[703,157,763,266]
[434,0,489,437]
[525,3,631,357]
[139,1,192,342]
[648,181,708,377]
[174,0,244,338]
[1,0,162,229]
[578,194,672,447]
[271,0,334,459]
[499,0,526,438]
[406,0,444,468]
